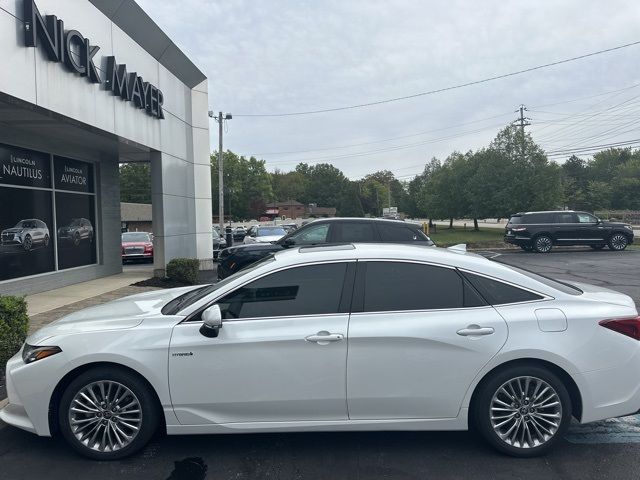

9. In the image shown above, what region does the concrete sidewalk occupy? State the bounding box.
[25,265,154,316]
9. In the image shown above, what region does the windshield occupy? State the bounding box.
[122,232,151,242]
[161,254,277,315]
[508,264,582,295]
[258,227,286,236]
[16,220,34,228]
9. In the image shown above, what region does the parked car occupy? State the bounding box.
[243,225,287,244]
[1,219,50,251]
[121,232,153,263]
[217,217,435,279]
[504,210,635,253]
[3,243,639,460]
[212,227,227,259]
[58,218,94,246]
[232,226,247,242]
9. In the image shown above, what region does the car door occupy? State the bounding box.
[575,212,606,243]
[169,262,355,424]
[346,261,508,420]
[553,212,578,244]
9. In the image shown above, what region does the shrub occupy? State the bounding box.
[166,258,200,285]
[0,296,29,368]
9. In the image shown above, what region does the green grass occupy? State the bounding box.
[427,226,505,248]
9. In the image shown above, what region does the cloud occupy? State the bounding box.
[137,0,640,178]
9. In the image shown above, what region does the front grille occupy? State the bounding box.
[125,247,144,254]
[1,233,14,242]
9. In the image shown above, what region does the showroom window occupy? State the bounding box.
[0,143,97,282]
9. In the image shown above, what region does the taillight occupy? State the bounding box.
[599,317,640,340]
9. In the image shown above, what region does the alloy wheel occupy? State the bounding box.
[68,380,143,453]
[609,234,628,251]
[490,376,562,449]
[23,235,32,251]
[534,236,552,253]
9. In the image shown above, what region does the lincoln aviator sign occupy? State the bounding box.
[23,0,165,119]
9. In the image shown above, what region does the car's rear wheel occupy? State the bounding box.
[590,244,605,250]
[58,367,159,460]
[608,233,629,251]
[474,365,572,457]
[533,235,553,253]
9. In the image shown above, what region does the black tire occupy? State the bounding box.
[532,235,553,253]
[590,244,605,250]
[608,233,629,251]
[73,232,81,246]
[58,367,160,460]
[44,234,50,247]
[473,364,572,457]
[22,234,32,251]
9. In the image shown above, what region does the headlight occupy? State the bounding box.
[22,344,62,364]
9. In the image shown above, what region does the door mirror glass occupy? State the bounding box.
[200,304,222,338]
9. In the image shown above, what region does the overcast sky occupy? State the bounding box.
[137,0,640,180]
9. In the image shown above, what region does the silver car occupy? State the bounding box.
[1,219,50,251]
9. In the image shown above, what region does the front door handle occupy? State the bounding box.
[305,331,344,345]
[457,325,495,337]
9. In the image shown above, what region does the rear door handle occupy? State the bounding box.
[305,331,344,345]
[457,325,495,336]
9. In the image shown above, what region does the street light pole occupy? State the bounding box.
[209,110,232,234]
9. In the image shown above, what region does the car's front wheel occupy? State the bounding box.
[608,233,629,251]
[474,365,572,457]
[22,234,32,251]
[58,367,160,460]
[533,235,553,253]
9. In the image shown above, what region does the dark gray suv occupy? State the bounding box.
[504,210,635,253]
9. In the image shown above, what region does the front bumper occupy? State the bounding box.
[0,350,38,434]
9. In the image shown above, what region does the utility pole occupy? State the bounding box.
[208,110,232,234]
[513,104,531,162]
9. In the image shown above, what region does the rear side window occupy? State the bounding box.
[524,213,554,223]
[555,212,576,223]
[361,262,481,312]
[377,224,426,242]
[216,263,347,319]
[463,272,543,305]
[508,215,523,225]
[332,222,376,242]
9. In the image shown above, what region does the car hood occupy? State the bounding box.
[122,241,151,247]
[601,221,632,228]
[26,286,201,345]
[568,281,637,310]
[2,228,23,234]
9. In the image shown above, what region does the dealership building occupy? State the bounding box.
[0,0,213,295]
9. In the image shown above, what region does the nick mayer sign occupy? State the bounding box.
[23,0,165,119]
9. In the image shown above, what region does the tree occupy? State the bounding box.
[337,181,365,217]
[119,163,151,203]
[302,163,347,208]
[271,169,308,203]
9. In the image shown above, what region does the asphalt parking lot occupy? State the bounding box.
[1,248,640,479]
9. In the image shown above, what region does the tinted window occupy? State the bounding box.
[576,212,597,223]
[507,265,583,295]
[555,212,576,223]
[362,262,469,312]
[288,223,330,245]
[524,213,554,223]
[463,272,543,305]
[378,223,425,242]
[217,263,347,319]
[332,222,376,242]
[508,215,523,225]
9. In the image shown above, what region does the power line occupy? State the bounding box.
[233,40,640,117]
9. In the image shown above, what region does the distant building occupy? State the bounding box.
[265,200,336,219]
[121,203,152,233]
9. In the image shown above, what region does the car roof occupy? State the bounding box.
[305,217,420,227]
[513,211,575,215]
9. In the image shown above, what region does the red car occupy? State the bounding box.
[121,231,154,263]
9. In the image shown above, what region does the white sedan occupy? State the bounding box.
[243,225,286,244]
[2,243,640,460]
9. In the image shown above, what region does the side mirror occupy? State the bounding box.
[200,305,222,338]
[282,237,295,247]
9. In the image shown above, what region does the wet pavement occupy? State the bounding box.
[1,248,640,479]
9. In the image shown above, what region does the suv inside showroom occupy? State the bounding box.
[504,210,634,253]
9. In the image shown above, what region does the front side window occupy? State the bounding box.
[576,212,597,223]
[362,262,470,312]
[463,272,543,305]
[332,222,376,242]
[216,263,348,319]
[287,223,330,245]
